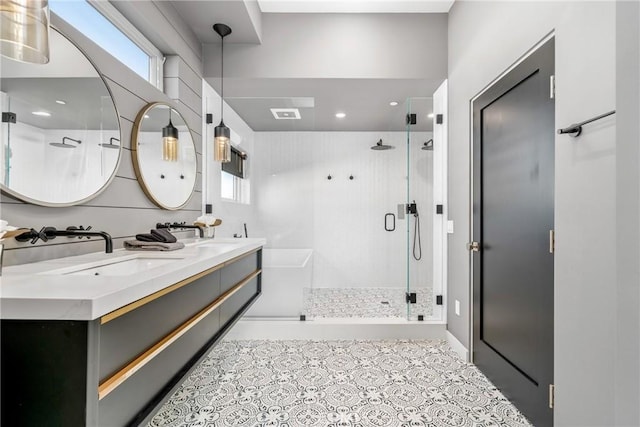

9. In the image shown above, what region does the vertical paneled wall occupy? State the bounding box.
[251,131,433,290]
[1,15,203,266]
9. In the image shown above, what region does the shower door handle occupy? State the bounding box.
[385,213,396,232]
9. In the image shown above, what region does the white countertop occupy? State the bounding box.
[0,238,266,321]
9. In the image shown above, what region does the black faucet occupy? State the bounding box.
[156,222,204,238]
[16,226,113,253]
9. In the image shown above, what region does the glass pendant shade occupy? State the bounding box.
[213,23,232,163]
[162,120,179,162]
[214,121,231,162]
[0,0,50,64]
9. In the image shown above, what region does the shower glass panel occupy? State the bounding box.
[405,97,436,321]
[230,96,317,320]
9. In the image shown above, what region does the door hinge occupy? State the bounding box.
[436,295,443,305]
[436,114,444,124]
[406,113,417,125]
[549,384,555,409]
[549,230,555,254]
[2,112,16,123]
[436,204,443,214]
[406,292,417,304]
[468,241,480,252]
[550,75,555,99]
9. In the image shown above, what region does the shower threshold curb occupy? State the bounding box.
[226,319,446,341]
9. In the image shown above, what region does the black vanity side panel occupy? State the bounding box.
[1,320,89,427]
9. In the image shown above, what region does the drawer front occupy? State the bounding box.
[99,270,221,381]
[220,275,259,328]
[98,307,221,427]
[220,252,258,294]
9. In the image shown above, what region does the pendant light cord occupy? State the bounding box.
[220,34,224,122]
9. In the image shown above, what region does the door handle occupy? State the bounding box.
[468,241,480,252]
[385,213,396,232]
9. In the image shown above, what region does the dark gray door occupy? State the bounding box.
[472,39,554,427]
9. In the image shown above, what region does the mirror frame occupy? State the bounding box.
[0,25,122,207]
[131,102,198,211]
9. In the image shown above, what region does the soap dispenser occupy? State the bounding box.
[202,204,216,238]
[205,205,214,238]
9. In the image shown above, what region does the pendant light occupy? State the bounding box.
[0,0,50,64]
[162,107,179,162]
[213,23,231,163]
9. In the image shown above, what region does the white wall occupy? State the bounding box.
[202,80,258,237]
[251,131,433,290]
[447,1,617,424]
[615,2,640,425]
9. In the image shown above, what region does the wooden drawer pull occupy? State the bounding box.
[98,269,260,400]
[101,248,260,325]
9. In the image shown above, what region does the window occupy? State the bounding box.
[50,0,163,88]
[222,146,247,179]
[221,147,250,204]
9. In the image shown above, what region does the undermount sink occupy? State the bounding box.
[183,239,244,248]
[39,255,185,276]
[197,242,243,248]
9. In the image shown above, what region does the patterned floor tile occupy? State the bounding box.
[148,340,532,427]
[302,288,433,320]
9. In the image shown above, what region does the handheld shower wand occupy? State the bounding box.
[411,200,422,261]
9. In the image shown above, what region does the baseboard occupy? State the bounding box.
[446,330,469,361]
[225,319,447,341]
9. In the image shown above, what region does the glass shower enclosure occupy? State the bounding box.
[241,95,444,322]
[299,97,442,322]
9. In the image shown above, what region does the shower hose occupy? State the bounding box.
[413,212,422,261]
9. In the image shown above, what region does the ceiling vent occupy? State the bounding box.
[270,108,301,120]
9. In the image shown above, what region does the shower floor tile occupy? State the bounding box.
[148,339,531,427]
[302,287,433,320]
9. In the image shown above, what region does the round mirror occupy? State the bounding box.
[0,28,121,206]
[131,103,197,210]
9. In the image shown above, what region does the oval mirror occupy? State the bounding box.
[0,28,121,206]
[131,103,197,210]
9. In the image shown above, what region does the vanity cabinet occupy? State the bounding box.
[1,248,262,427]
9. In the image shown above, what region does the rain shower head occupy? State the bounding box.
[99,137,120,149]
[49,136,82,148]
[49,142,75,148]
[422,139,433,151]
[371,139,394,151]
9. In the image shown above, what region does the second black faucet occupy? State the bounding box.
[156,222,204,238]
